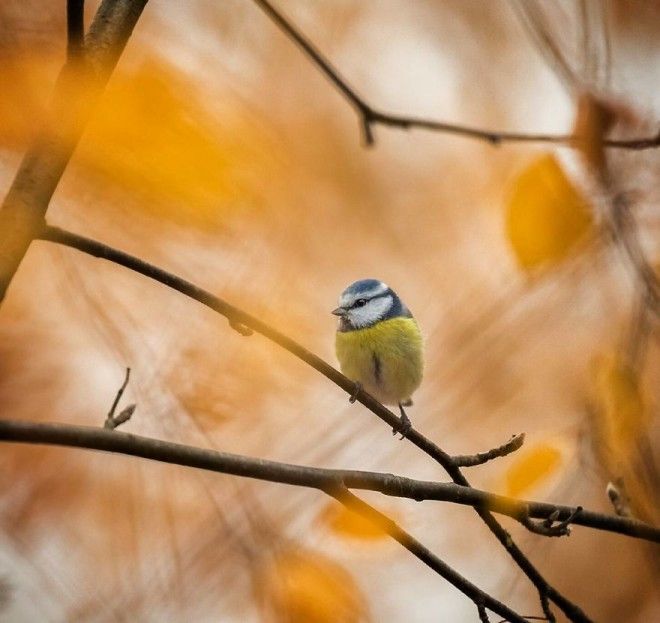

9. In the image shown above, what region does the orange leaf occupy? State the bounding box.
[506,154,593,269]
[591,353,649,465]
[257,549,368,623]
[504,443,562,497]
[76,57,280,227]
[318,502,391,542]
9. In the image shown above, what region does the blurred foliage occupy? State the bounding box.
[504,442,562,498]
[506,154,593,269]
[0,55,54,147]
[590,353,657,523]
[256,548,369,623]
[0,0,658,622]
[317,502,391,542]
[78,57,281,227]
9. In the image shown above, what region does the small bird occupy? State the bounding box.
[333,279,423,435]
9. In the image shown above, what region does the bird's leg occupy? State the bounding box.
[393,403,412,439]
[349,381,362,404]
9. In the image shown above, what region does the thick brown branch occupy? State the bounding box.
[250,0,659,150]
[67,0,85,59]
[1,419,657,545]
[38,224,593,622]
[0,418,531,623]
[0,0,148,302]
[451,433,525,467]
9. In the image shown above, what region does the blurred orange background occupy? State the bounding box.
[0,1,658,621]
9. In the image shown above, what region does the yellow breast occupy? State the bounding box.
[335,317,423,406]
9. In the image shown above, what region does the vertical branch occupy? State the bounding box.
[0,0,149,304]
[67,0,85,60]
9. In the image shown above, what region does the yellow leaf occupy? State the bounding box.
[504,443,562,497]
[257,549,368,623]
[591,353,649,466]
[506,154,593,269]
[318,502,390,542]
[589,353,657,523]
[76,57,279,227]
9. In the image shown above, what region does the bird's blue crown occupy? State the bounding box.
[340,279,412,321]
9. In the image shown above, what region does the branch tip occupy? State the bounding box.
[606,479,632,518]
[104,367,134,430]
[522,506,583,538]
[451,433,525,467]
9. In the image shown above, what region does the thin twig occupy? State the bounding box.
[451,434,525,467]
[521,507,583,537]
[37,224,595,622]
[249,0,658,151]
[106,367,130,419]
[2,420,658,543]
[104,367,135,430]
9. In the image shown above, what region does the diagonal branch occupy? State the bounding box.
[40,224,593,622]
[249,0,659,150]
[0,0,149,303]
[0,418,529,623]
[1,419,657,543]
[330,488,528,623]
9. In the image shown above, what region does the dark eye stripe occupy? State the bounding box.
[351,291,392,308]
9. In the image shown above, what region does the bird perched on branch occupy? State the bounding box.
[333,279,423,436]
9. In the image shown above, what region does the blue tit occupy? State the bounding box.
[332,279,423,434]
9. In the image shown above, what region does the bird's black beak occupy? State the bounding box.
[332,307,347,317]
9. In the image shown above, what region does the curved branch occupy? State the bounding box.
[250,0,659,150]
[38,224,593,622]
[0,419,657,544]
[0,418,529,623]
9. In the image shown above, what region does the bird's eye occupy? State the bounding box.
[355,299,367,308]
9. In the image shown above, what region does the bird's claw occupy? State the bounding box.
[349,382,362,404]
[392,407,412,439]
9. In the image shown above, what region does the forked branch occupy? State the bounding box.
[250,0,659,150]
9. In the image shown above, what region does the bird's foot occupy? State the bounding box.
[392,404,412,439]
[349,382,362,404]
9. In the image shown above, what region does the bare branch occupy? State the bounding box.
[67,0,85,60]
[1,419,657,543]
[521,507,583,538]
[451,434,525,467]
[329,488,528,623]
[104,367,135,430]
[0,0,149,303]
[250,0,659,151]
[37,224,595,622]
